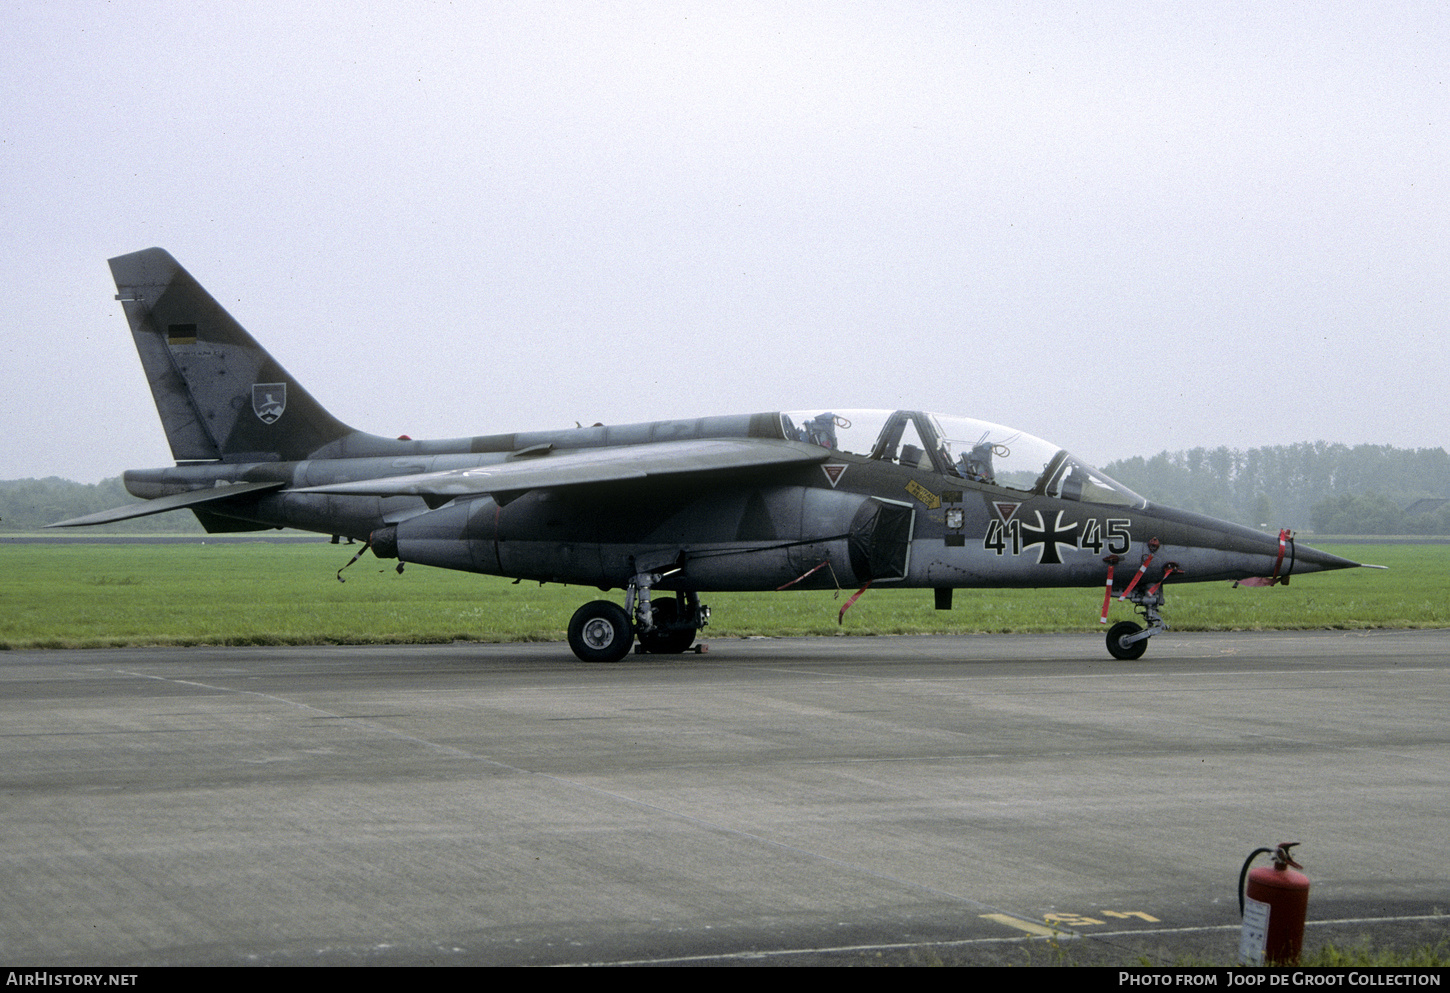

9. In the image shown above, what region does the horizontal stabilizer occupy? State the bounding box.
[298,438,828,499]
[46,481,287,528]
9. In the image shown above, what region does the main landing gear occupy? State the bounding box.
[565,570,710,663]
[567,601,635,663]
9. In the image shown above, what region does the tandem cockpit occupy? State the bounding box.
[780,409,1147,509]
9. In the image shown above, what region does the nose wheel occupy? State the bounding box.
[1104,590,1168,660]
[1106,621,1149,660]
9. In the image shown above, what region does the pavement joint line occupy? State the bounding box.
[723,663,1449,683]
[574,914,1450,967]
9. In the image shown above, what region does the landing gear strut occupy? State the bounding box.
[564,570,709,663]
[1106,589,1168,660]
[637,596,700,654]
[626,568,709,657]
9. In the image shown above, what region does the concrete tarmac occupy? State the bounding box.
[2,630,1447,967]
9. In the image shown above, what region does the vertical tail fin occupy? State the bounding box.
[110,248,355,463]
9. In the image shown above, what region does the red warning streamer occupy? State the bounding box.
[1147,563,1182,597]
[838,581,873,625]
[777,560,829,591]
[1236,529,1293,588]
[1272,528,1292,585]
[1119,538,1161,601]
[1099,557,1118,624]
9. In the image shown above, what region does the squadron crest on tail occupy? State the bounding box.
[252,383,286,424]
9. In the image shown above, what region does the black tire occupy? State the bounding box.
[1106,621,1148,660]
[568,600,634,663]
[637,598,696,655]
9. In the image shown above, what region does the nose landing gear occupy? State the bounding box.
[1104,555,1179,660]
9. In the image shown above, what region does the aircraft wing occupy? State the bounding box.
[298,438,830,499]
[47,481,288,527]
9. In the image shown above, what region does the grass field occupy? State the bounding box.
[1,540,1443,650]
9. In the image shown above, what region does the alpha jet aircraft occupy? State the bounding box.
[54,248,1366,662]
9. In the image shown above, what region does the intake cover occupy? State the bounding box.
[848,498,914,581]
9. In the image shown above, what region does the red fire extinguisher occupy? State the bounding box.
[1238,842,1310,965]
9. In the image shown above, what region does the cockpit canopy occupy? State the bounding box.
[780,409,1146,509]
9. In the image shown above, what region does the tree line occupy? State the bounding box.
[0,477,202,533]
[1101,443,1450,534]
[5,441,1449,535]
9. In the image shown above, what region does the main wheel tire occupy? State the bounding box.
[1106,620,1148,660]
[567,600,634,663]
[637,598,696,655]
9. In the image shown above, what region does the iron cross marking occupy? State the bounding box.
[1019,509,1079,565]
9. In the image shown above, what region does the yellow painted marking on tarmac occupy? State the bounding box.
[1045,913,1103,926]
[1103,910,1161,922]
[979,914,1060,937]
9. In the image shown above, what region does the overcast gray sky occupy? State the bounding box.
[3,1,1445,483]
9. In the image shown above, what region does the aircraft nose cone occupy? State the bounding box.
[1292,540,1363,575]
